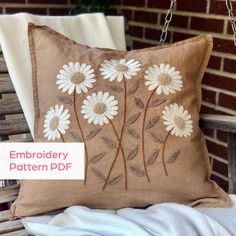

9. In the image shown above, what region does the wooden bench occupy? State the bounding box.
[0,52,236,235]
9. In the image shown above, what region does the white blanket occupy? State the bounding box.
[22,195,236,236]
[0,13,125,137]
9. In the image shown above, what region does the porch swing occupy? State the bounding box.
[0,0,235,235]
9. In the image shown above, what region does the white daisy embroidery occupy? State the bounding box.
[144,63,183,95]
[44,105,70,141]
[100,59,141,82]
[81,91,118,125]
[162,103,193,137]
[56,62,95,95]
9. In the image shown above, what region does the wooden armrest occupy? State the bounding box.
[200,114,236,133]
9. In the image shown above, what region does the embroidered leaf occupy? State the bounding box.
[133,96,144,109]
[101,136,117,149]
[57,96,73,105]
[145,116,160,129]
[149,131,164,143]
[167,150,181,164]
[106,84,123,93]
[108,174,122,185]
[126,145,139,161]
[147,148,160,165]
[127,127,141,140]
[129,165,144,177]
[127,112,141,124]
[91,168,106,181]
[89,152,106,164]
[148,98,166,108]
[69,131,82,142]
[128,80,139,94]
[85,128,102,140]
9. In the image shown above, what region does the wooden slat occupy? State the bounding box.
[228,133,236,194]
[0,98,22,115]
[0,118,29,136]
[0,56,7,73]
[0,184,20,204]
[200,114,236,132]
[2,229,29,236]
[0,78,14,94]
[0,219,24,234]
[3,134,33,143]
[0,210,9,223]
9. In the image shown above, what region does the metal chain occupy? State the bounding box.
[159,0,176,45]
[226,0,236,46]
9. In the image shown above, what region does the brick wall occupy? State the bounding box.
[0,0,75,15]
[110,0,236,191]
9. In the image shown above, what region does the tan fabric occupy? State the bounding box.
[10,24,232,218]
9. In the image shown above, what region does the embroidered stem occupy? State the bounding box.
[141,90,156,183]
[103,79,127,191]
[109,120,127,190]
[162,131,170,176]
[60,133,65,142]
[73,91,88,185]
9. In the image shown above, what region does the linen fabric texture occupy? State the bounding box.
[10,24,231,218]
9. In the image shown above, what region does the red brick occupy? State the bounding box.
[148,0,170,9]
[129,25,143,38]
[5,7,47,15]
[123,0,145,7]
[203,73,236,93]
[224,58,236,74]
[208,55,221,70]
[1,0,25,2]
[201,128,214,138]
[211,174,228,192]
[144,28,170,41]
[202,88,216,104]
[120,9,133,21]
[161,14,188,29]
[191,17,224,33]
[219,93,236,110]
[134,11,157,24]
[217,130,227,143]
[172,32,195,42]
[210,0,236,15]
[28,0,67,3]
[213,37,236,54]
[113,0,122,4]
[49,8,71,15]
[132,40,156,50]
[177,0,207,13]
[70,0,76,4]
[206,140,228,160]
[212,158,228,177]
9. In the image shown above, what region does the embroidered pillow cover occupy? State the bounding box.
[10,23,231,218]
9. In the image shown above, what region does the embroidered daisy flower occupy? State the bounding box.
[81,91,118,125]
[44,105,70,141]
[144,63,183,95]
[162,103,193,137]
[100,59,141,82]
[56,62,95,95]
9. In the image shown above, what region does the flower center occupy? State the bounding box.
[93,102,106,114]
[174,116,185,129]
[50,116,59,131]
[70,72,85,84]
[115,64,128,72]
[158,74,172,86]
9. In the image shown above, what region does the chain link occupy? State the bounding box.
[159,0,176,45]
[226,0,236,46]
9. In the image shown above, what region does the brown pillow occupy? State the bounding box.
[10,23,232,218]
